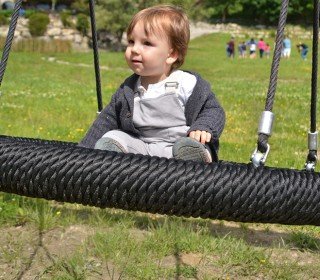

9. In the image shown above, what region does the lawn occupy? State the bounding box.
[0,32,320,279]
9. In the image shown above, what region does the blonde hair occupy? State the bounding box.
[126,5,190,70]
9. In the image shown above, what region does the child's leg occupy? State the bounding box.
[172,137,212,163]
[95,130,149,155]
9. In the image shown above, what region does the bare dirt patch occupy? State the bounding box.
[0,224,94,280]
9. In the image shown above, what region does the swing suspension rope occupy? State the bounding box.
[251,0,319,170]
[1,0,320,226]
[306,0,319,171]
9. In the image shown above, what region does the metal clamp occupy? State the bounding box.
[251,144,270,167]
[258,111,274,135]
[308,131,318,150]
[305,159,317,172]
[304,131,318,171]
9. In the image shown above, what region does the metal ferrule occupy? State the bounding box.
[308,131,318,151]
[258,111,274,135]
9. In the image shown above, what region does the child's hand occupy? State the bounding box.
[189,130,211,144]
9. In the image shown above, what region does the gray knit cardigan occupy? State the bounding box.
[79,71,225,161]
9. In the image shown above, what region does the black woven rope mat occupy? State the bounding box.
[1,135,320,226]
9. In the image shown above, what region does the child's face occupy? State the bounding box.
[125,21,177,85]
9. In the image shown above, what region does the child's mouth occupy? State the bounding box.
[132,59,142,64]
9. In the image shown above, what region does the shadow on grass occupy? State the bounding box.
[47,203,320,252]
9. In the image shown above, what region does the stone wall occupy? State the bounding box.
[0,14,89,51]
[190,22,313,40]
[0,14,313,52]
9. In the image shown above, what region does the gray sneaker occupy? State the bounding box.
[94,137,127,153]
[172,137,212,163]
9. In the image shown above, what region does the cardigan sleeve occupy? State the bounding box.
[78,92,120,149]
[187,92,225,139]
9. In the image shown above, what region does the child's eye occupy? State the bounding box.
[144,41,153,46]
[128,39,134,45]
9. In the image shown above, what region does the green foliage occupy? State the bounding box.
[28,12,50,37]
[204,0,243,23]
[60,11,74,28]
[288,232,320,251]
[96,0,138,44]
[0,14,8,26]
[76,13,89,36]
[0,10,13,18]
[71,0,89,15]
[240,0,282,24]
[0,194,26,226]
[23,9,37,19]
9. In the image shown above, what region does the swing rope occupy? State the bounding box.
[88,0,103,113]
[0,0,22,86]
[252,0,289,166]
[305,0,319,171]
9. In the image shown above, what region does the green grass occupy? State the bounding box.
[1,32,320,279]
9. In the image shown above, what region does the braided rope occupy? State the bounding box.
[257,0,289,153]
[306,0,319,164]
[0,0,22,85]
[88,0,103,113]
[1,136,320,226]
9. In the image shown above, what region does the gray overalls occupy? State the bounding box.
[100,81,189,158]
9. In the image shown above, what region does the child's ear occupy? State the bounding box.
[166,49,178,65]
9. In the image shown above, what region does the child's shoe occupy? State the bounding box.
[94,137,127,153]
[172,137,212,163]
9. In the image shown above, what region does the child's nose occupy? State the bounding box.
[132,44,140,54]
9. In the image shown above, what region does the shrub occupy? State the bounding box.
[0,10,12,18]
[60,11,74,28]
[28,12,50,37]
[76,13,89,36]
[24,10,37,19]
[0,14,8,26]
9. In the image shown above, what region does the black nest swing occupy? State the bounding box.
[1,0,320,226]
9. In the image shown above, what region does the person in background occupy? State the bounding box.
[249,38,256,59]
[257,38,266,58]
[282,36,291,58]
[265,43,271,59]
[297,42,308,60]
[79,5,225,163]
[238,41,246,58]
[226,37,235,59]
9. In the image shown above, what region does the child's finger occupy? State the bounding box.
[206,132,211,143]
[194,130,201,142]
[189,131,195,139]
[200,131,207,144]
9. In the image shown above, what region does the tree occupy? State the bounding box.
[202,0,243,23]
[287,0,313,24]
[96,0,138,47]
[240,0,283,25]
[71,0,90,15]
